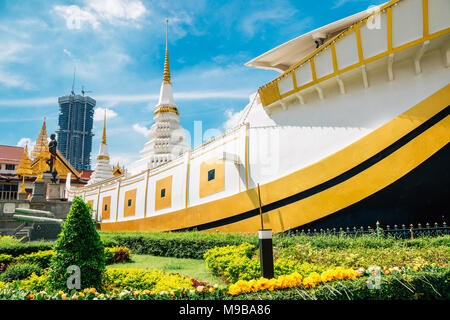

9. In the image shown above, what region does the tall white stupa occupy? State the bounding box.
[88,110,114,184]
[136,20,189,170]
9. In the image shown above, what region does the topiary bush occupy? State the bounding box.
[48,196,105,291]
[0,263,42,282]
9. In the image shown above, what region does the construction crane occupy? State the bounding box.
[71,66,76,95]
[81,85,92,96]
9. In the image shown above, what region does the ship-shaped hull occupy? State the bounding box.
[68,0,450,233]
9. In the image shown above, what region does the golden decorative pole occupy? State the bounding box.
[163,19,171,84]
[16,144,33,194]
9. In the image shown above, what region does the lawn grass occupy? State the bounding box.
[107,254,227,287]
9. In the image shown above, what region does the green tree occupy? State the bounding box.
[48,196,105,291]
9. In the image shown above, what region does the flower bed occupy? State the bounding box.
[0,268,224,300]
[0,264,447,300]
[204,241,450,284]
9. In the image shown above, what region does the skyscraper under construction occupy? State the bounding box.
[56,93,95,170]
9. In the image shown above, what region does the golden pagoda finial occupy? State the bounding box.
[163,19,171,84]
[17,144,33,193]
[102,109,107,145]
[31,117,50,160]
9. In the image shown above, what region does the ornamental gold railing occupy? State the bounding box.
[258,0,450,108]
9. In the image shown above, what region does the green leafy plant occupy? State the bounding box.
[14,250,55,268]
[104,268,193,291]
[104,246,132,264]
[0,253,13,266]
[48,196,105,291]
[0,263,42,282]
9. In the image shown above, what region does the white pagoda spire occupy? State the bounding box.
[137,19,189,169]
[88,109,114,184]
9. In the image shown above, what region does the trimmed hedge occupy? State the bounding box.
[0,241,54,257]
[226,269,450,300]
[98,231,258,259]
[2,232,449,260]
[14,250,54,269]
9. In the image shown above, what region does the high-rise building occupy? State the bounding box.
[56,94,96,170]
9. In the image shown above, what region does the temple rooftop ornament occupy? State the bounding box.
[31,117,49,160]
[16,144,33,194]
[88,109,114,184]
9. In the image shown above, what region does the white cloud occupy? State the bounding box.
[241,8,288,37]
[132,123,150,137]
[63,48,75,60]
[53,5,100,30]
[331,0,368,9]
[93,107,118,121]
[54,0,147,30]
[86,0,147,21]
[223,108,244,130]
[0,69,32,89]
[0,41,33,89]
[16,137,35,151]
[108,152,140,169]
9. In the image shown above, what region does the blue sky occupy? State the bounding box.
[0,0,384,168]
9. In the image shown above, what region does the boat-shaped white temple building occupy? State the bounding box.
[67,0,449,233]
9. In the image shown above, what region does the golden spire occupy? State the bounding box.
[17,144,33,193]
[163,19,171,84]
[102,109,107,145]
[31,117,50,160]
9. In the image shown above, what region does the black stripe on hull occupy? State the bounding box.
[175,105,449,232]
[293,142,449,231]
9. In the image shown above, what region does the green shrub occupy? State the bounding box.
[48,197,105,291]
[275,243,450,268]
[18,273,49,292]
[204,243,256,283]
[104,246,132,264]
[0,263,42,282]
[99,231,258,259]
[104,268,193,291]
[0,253,13,265]
[0,241,54,256]
[14,250,55,268]
[204,243,330,283]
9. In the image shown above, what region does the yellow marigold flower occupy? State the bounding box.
[209,288,215,294]
[79,292,85,297]
[227,285,241,296]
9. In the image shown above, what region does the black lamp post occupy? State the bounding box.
[257,183,274,279]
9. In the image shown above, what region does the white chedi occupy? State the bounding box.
[88,111,114,184]
[136,20,189,169]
